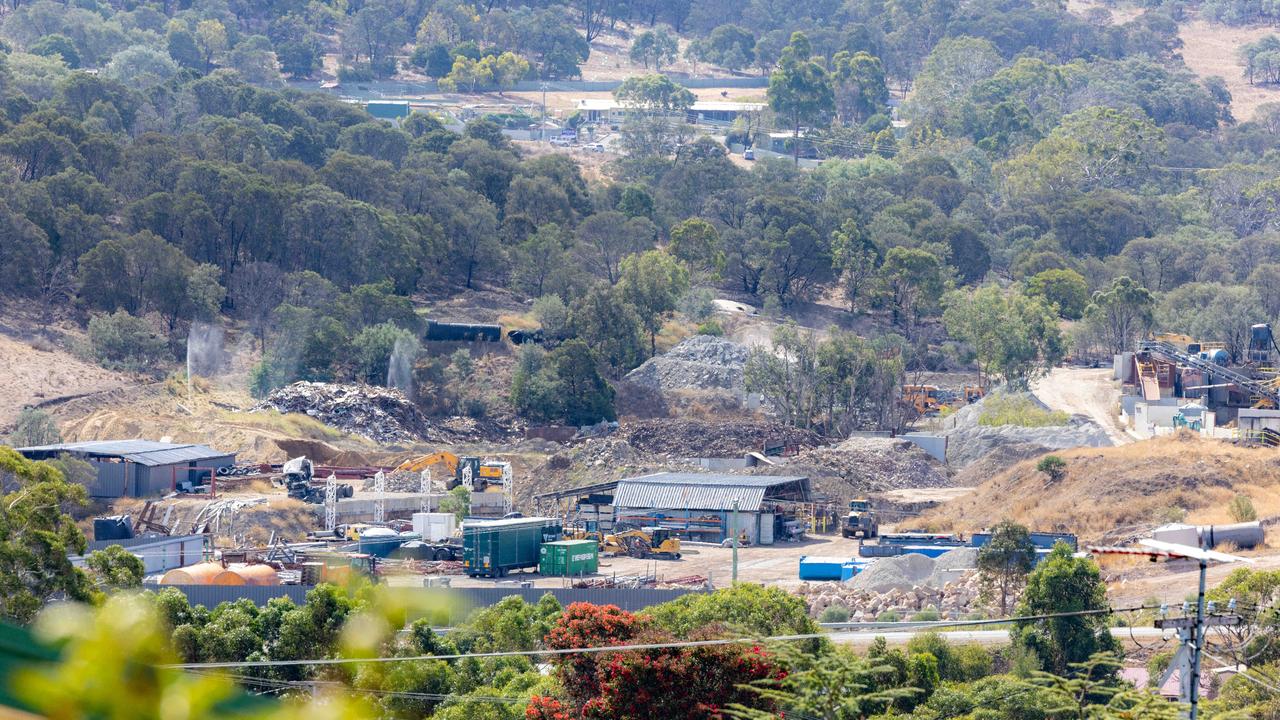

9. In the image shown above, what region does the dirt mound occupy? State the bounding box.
[624,335,749,393]
[951,441,1049,487]
[254,382,518,446]
[848,553,939,594]
[616,419,825,457]
[921,432,1280,543]
[273,438,375,467]
[766,436,952,504]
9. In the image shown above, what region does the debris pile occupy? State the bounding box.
[770,436,952,501]
[624,335,750,393]
[798,570,986,621]
[617,419,825,457]
[941,392,1111,469]
[255,382,430,444]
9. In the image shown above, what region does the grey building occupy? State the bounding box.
[18,440,235,497]
[611,472,811,545]
[72,534,207,575]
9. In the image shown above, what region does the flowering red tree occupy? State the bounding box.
[531,603,778,720]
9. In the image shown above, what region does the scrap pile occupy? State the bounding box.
[768,436,952,501]
[617,418,825,457]
[255,382,431,444]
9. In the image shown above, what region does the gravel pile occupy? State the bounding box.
[926,547,979,589]
[847,553,938,594]
[798,570,985,620]
[769,436,952,501]
[617,419,825,457]
[624,335,749,393]
[941,392,1111,469]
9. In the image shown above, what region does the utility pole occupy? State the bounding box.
[731,498,739,583]
[540,82,548,142]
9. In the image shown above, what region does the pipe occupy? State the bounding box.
[1202,521,1264,550]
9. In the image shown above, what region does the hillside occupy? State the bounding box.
[921,432,1280,543]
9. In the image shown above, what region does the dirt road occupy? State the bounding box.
[1031,367,1137,444]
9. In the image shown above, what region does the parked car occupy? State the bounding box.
[586,143,606,153]
[550,137,573,147]
[744,148,755,160]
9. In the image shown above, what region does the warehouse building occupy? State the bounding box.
[609,472,812,545]
[18,440,235,498]
[71,534,207,575]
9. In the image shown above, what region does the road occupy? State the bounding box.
[1031,367,1139,444]
[832,626,1167,647]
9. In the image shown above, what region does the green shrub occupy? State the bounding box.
[1036,455,1067,483]
[87,310,168,372]
[1229,494,1258,522]
[696,320,724,336]
[818,605,850,623]
[978,394,1069,427]
[912,606,941,621]
[10,407,61,446]
[875,610,901,622]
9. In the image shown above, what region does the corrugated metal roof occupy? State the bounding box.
[17,440,231,467]
[612,473,808,512]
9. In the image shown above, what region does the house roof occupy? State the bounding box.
[17,440,231,467]
[612,472,809,512]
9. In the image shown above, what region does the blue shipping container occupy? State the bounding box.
[799,556,856,581]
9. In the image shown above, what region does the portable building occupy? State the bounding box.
[539,540,599,576]
[462,517,562,577]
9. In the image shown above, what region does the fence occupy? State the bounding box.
[159,584,701,611]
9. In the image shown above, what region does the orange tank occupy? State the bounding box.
[228,564,280,586]
[159,562,225,585]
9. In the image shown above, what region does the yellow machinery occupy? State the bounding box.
[963,385,987,404]
[902,384,943,414]
[393,451,510,493]
[602,527,682,559]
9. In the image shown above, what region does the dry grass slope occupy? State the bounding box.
[922,432,1280,542]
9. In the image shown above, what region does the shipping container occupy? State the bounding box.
[798,556,864,581]
[413,512,457,541]
[539,540,599,576]
[463,517,562,577]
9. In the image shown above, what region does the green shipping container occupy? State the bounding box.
[539,540,599,576]
[463,517,562,578]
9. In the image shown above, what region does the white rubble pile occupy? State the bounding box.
[624,335,750,392]
[797,570,986,621]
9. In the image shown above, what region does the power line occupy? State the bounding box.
[161,604,1147,670]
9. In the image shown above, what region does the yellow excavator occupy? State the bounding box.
[392,451,508,493]
[602,527,682,559]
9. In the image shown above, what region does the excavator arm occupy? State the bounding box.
[394,451,460,476]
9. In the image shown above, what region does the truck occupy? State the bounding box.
[279,456,352,504]
[462,517,562,577]
[841,499,879,539]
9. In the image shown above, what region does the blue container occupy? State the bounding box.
[898,545,956,559]
[969,532,1077,551]
[799,556,858,581]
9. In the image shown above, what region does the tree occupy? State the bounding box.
[976,520,1036,616]
[1025,269,1089,320]
[570,284,646,378]
[85,544,144,590]
[1002,107,1163,199]
[942,285,1065,390]
[1037,455,1067,483]
[619,250,690,355]
[229,261,284,352]
[831,219,880,311]
[577,212,653,284]
[1084,277,1155,356]
[9,408,61,447]
[669,218,725,280]
[87,310,168,372]
[1013,543,1119,675]
[30,34,80,69]
[768,32,834,164]
[440,55,493,92]
[727,644,916,720]
[703,25,755,72]
[907,37,1002,128]
[551,340,616,425]
[0,447,93,623]
[195,19,228,72]
[630,25,679,71]
[612,74,696,157]
[832,51,889,124]
[489,52,530,95]
[879,247,948,334]
[439,485,470,522]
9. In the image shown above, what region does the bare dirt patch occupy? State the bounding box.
[0,332,133,429]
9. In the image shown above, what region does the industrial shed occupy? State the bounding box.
[611,472,811,545]
[71,534,206,575]
[17,440,235,498]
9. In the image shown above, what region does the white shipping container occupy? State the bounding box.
[413,512,458,541]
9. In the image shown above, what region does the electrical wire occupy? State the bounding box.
[161,605,1148,670]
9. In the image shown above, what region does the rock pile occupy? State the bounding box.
[256,382,428,444]
[798,570,985,620]
[624,335,750,393]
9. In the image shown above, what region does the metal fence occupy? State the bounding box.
[160,584,701,611]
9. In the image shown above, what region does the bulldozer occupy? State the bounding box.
[841,499,879,539]
[393,451,509,493]
[602,527,682,559]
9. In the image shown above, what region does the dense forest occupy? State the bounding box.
[2,0,1280,432]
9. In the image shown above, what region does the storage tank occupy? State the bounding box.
[160,562,225,585]
[1199,349,1230,366]
[1203,521,1264,550]
[213,564,280,586]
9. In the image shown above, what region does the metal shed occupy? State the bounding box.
[17,440,235,497]
[612,472,811,545]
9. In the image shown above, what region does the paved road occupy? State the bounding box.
[832,627,1167,647]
